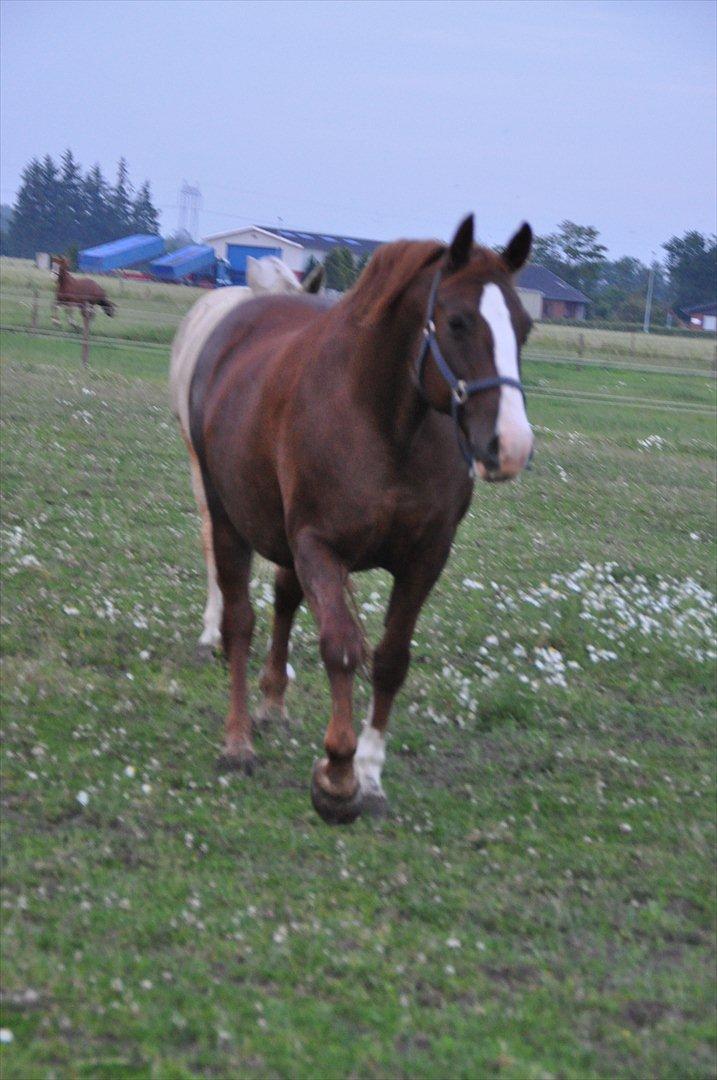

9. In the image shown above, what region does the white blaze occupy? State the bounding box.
[478,284,533,472]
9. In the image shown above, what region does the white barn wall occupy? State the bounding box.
[202,228,306,272]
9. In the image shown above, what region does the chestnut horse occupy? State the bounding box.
[188,215,534,823]
[51,255,115,328]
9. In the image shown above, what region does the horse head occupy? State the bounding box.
[246,255,302,295]
[412,216,534,482]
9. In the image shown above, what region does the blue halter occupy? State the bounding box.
[414,267,526,475]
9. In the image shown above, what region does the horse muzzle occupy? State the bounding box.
[473,429,534,483]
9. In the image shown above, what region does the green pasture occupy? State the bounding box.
[1,323,715,1078]
[1,255,716,367]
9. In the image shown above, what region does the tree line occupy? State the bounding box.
[323,220,716,324]
[1,151,714,324]
[531,220,716,323]
[0,150,160,260]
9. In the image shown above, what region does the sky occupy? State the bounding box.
[1,0,715,261]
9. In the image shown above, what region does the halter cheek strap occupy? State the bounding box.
[414,268,526,474]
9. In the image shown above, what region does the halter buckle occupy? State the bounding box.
[453,380,469,406]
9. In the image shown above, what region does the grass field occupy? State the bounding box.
[2,256,716,367]
[1,313,716,1078]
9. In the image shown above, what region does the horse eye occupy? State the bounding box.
[448,314,469,334]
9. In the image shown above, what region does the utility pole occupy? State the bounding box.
[643,260,656,334]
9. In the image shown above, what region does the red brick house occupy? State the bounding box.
[515,265,590,320]
[683,302,717,332]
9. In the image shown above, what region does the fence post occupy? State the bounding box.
[81,306,91,369]
[30,287,39,333]
[578,332,584,357]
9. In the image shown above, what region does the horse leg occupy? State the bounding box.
[258,566,303,722]
[293,530,364,824]
[185,441,223,653]
[356,560,448,816]
[68,306,80,333]
[210,504,256,773]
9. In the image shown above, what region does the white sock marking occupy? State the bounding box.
[200,573,223,648]
[354,719,386,796]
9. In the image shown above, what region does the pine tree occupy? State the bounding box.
[6,158,45,257]
[110,157,133,236]
[57,149,83,249]
[82,164,112,247]
[38,154,61,251]
[5,151,162,256]
[130,180,160,234]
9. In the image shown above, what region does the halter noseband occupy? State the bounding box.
[414,266,526,476]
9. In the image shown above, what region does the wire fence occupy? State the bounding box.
[2,287,716,378]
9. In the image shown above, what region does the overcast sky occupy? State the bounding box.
[1,0,715,261]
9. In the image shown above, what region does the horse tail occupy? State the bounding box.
[100,298,116,317]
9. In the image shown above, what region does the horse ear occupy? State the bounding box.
[302,263,325,294]
[502,223,532,273]
[447,214,474,271]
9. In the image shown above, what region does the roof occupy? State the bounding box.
[516,264,590,304]
[684,301,717,316]
[202,225,304,249]
[202,224,383,258]
[149,244,215,281]
[78,234,164,272]
[258,226,383,259]
[151,244,214,269]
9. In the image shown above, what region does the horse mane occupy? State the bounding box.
[344,239,445,326]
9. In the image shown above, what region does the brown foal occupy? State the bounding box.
[51,255,115,326]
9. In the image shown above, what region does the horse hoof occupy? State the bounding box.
[310,760,363,825]
[254,698,285,727]
[194,641,219,663]
[216,748,256,776]
[361,789,390,819]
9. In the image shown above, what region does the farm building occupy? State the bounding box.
[682,301,717,332]
[515,265,590,320]
[201,225,382,285]
[202,223,590,319]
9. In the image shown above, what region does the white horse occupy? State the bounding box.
[170,256,324,650]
